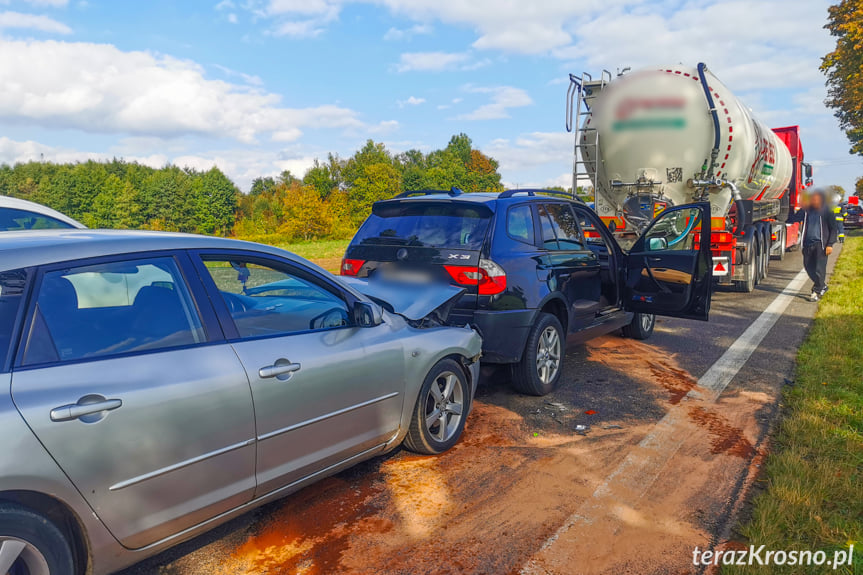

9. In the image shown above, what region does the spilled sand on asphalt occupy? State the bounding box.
[147,336,774,575]
[523,341,774,575]
[194,400,641,575]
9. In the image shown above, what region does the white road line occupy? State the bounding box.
[521,268,811,574]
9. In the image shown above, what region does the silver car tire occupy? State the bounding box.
[403,358,469,455]
[0,505,75,575]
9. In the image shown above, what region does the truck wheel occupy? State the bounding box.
[513,313,564,396]
[622,312,655,340]
[772,226,786,261]
[403,359,469,455]
[0,504,75,575]
[753,238,763,284]
[760,232,770,279]
[733,247,756,293]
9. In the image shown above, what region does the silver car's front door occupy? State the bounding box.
[10,255,257,550]
[194,254,405,497]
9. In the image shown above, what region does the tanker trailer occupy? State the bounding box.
[565,63,812,293]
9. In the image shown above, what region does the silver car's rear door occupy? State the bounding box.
[191,252,405,497]
[10,253,257,549]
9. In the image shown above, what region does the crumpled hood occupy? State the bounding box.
[341,277,465,323]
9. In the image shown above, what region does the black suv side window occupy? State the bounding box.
[540,203,585,251]
[506,204,535,244]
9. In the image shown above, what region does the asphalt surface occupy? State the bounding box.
[118,246,835,575]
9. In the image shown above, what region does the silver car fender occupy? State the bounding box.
[380,315,483,451]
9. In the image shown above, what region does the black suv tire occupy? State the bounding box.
[0,504,75,575]
[513,313,564,396]
[622,312,655,340]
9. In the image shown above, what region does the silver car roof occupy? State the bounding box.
[0,230,313,273]
[0,196,86,229]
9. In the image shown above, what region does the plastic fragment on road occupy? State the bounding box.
[584,410,597,415]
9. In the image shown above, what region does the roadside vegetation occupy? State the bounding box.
[726,233,862,574]
[0,133,506,246]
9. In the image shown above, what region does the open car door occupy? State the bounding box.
[623,202,712,321]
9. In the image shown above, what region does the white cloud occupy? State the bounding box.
[0,136,168,169]
[262,0,339,37]
[0,11,71,33]
[395,51,470,72]
[0,38,368,143]
[271,19,326,37]
[457,86,532,121]
[368,119,400,133]
[484,132,572,171]
[555,1,832,91]
[226,12,237,23]
[397,95,425,107]
[383,23,432,41]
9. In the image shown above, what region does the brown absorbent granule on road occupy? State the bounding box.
[586,337,697,404]
[216,402,613,574]
[687,406,756,459]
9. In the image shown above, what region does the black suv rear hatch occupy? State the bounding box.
[342,200,493,324]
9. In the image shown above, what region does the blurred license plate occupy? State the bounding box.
[378,267,434,284]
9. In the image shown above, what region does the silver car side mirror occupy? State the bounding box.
[353,301,383,327]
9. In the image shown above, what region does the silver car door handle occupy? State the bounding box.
[258,362,301,379]
[50,399,123,422]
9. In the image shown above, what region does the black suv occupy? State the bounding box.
[342,189,713,395]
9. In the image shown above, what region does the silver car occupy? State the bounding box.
[0,196,85,231]
[0,230,481,575]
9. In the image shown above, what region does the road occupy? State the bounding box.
[120,247,836,575]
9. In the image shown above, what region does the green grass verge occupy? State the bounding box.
[724,233,863,574]
[267,238,350,262]
[231,235,350,272]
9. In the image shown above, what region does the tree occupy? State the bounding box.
[249,176,277,196]
[349,162,401,226]
[855,176,863,197]
[821,0,863,156]
[303,159,336,198]
[465,149,503,193]
[279,186,333,241]
[191,168,240,235]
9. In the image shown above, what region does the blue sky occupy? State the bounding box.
[0,0,860,193]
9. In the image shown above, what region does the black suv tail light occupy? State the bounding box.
[444,259,506,295]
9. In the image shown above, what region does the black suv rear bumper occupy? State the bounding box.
[471,309,536,364]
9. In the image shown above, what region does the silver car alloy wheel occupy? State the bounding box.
[641,313,655,333]
[0,537,50,575]
[536,325,561,385]
[424,371,464,442]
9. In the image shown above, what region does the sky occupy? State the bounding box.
[0,0,860,194]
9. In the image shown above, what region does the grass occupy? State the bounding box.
[231,235,350,273]
[268,238,350,262]
[724,232,863,574]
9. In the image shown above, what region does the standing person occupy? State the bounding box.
[832,199,847,243]
[787,189,838,301]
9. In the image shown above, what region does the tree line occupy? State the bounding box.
[0,133,503,243]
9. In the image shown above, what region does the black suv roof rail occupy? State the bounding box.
[394,187,464,199]
[498,189,585,202]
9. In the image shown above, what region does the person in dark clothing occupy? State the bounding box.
[787,189,838,301]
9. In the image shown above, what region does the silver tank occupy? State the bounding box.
[582,64,792,229]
